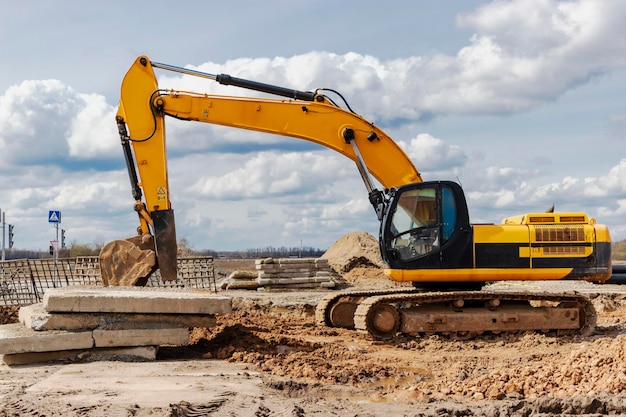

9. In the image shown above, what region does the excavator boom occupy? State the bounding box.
[102,55,421,285]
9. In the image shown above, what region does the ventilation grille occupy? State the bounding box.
[535,226,586,242]
[529,216,555,223]
[528,215,587,224]
[542,246,586,255]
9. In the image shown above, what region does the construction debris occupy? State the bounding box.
[0,287,231,365]
[222,270,260,290]
[257,258,336,290]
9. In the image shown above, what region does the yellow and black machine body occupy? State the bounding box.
[380,180,611,284]
[102,55,611,340]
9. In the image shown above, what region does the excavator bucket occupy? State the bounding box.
[152,209,178,281]
[99,235,158,286]
[98,209,178,286]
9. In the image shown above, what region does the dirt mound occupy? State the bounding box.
[186,294,626,404]
[321,231,412,288]
[321,231,383,273]
[1,291,626,416]
[0,306,19,325]
[342,266,411,289]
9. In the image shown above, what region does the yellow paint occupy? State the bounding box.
[473,224,529,244]
[384,267,574,282]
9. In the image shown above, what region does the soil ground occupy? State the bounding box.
[1,233,625,416]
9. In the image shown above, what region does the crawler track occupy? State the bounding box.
[317,289,596,340]
[315,288,418,328]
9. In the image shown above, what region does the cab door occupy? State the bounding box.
[380,181,473,270]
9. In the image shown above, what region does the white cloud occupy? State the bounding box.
[0,80,118,167]
[462,158,626,232]
[0,80,73,165]
[440,0,626,113]
[107,0,626,172]
[0,167,136,250]
[3,0,626,250]
[67,93,118,159]
[189,151,352,199]
[319,198,371,221]
[525,159,626,203]
[402,133,468,173]
[150,0,626,126]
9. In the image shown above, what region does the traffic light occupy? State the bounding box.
[8,224,14,249]
[61,229,66,249]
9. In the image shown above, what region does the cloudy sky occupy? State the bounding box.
[1,0,625,253]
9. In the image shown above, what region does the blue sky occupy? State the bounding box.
[1,0,625,252]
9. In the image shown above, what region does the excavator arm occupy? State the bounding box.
[100,55,422,285]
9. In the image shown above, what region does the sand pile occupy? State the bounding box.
[320,231,411,288]
[320,231,383,273]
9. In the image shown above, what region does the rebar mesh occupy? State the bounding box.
[0,256,216,306]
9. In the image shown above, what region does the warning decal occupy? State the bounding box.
[157,186,167,201]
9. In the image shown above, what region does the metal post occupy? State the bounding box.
[1,209,4,283]
[54,222,59,286]
[1,209,5,262]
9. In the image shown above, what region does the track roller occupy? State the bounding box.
[328,298,360,329]
[363,303,400,339]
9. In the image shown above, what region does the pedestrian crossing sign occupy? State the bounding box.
[48,210,61,223]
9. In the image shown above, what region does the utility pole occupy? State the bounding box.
[1,209,4,282]
[54,220,59,285]
[48,210,61,286]
[1,208,5,261]
[8,225,14,249]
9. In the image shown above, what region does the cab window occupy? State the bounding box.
[441,185,456,243]
[389,187,439,260]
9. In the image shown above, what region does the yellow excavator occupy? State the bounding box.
[100,55,611,339]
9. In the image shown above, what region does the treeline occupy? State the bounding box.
[2,249,54,260]
[5,239,626,261]
[199,246,326,259]
[613,240,626,260]
[1,243,99,260]
[187,239,626,260]
[1,241,326,260]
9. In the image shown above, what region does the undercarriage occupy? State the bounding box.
[316,287,596,340]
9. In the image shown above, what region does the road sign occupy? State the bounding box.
[48,210,61,223]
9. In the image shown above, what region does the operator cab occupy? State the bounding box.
[380,181,473,270]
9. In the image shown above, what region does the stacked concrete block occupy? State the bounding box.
[220,270,260,290]
[0,287,231,365]
[256,258,336,290]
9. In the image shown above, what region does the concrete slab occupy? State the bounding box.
[0,323,94,355]
[22,360,265,409]
[93,328,189,348]
[258,276,332,285]
[0,322,188,356]
[3,346,158,366]
[43,287,232,315]
[20,303,217,331]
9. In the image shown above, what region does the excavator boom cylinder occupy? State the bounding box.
[151,60,317,101]
[215,74,317,101]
